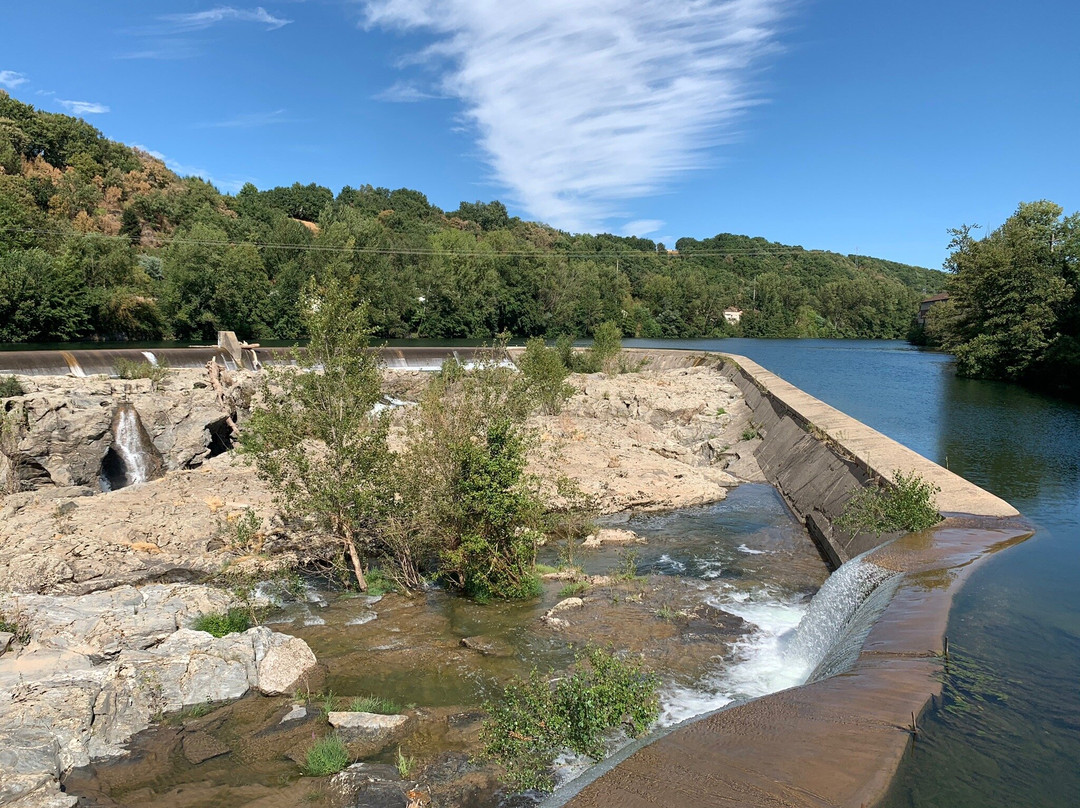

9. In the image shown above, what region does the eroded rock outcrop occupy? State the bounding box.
[532,365,765,514]
[0,583,318,808]
[0,369,255,494]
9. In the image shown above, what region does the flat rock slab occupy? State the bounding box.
[327,711,411,756]
[182,731,230,765]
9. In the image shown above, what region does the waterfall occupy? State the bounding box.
[787,554,901,681]
[660,554,902,726]
[101,403,162,491]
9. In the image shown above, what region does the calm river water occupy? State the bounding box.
[625,338,1080,808]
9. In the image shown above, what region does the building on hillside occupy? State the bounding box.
[917,292,950,325]
[723,307,743,325]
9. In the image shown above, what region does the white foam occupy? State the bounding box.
[655,554,686,573]
[737,544,766,555]
[347,612,378,626]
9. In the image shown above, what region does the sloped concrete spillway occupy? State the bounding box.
[546,352,1029,808]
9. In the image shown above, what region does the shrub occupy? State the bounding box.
[517,337,574,414]
[0,376,24,398]
[386,349,544,599]
[240,277,393,592]
[480,646,660,792]
[347,695,401,714]
[303,734,350,776]
[113,357,170,385]
[192,608,253,637]
[836,469,942,536]
[362,567,398,596]
[555,321,626,374]
[589,320,623,372]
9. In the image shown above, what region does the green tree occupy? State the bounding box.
[0,248,88,341]
[240,277,392,591]
[942,201,1077,384]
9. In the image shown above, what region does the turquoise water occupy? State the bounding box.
[626,338,1080,808]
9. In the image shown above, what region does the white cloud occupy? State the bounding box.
[160,6,292,32]
[373,80,442,103]
[363,0,787,233]
[620,219,665,237]
[0,70,28,89]
[57,99,110,115]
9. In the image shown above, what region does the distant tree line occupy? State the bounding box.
[0,90,944,345]
[914,200,1080,398]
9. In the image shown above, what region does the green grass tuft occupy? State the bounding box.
[558,581,589,598]
[192,608,253,637]
[303,734,350,776]
[347,694,401,715]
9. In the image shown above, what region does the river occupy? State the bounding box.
[10,336,1078,805]
[623,337,1080,808]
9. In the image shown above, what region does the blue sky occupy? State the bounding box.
[3,0,1077,269]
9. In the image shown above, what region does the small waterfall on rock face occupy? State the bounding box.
[100,403,161,491]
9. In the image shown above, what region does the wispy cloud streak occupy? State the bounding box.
[160,6,292,32]
[363,0,787,232]
[0,70,28,89]
[58,99,110,115]
[195,108,297,128]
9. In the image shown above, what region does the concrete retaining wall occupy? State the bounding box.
[556,349,1029,808]
[717,353,1018,564]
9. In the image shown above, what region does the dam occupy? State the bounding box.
[0,340,1034,807]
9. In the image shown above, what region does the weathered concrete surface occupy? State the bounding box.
[720,353,1018,564]
[555,350,1029,808]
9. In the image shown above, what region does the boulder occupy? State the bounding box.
[3,584,233,662]
[327,712,412,756]
[252,627,319,696]
[581,528,644,548]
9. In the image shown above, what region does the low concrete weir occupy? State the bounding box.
[0,344,494,375]
[549,350,1030,808]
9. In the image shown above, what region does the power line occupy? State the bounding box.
[0,225,848,260]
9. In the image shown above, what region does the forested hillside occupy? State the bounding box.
[0,91,944,344]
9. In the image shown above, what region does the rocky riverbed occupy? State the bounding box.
[0,361,781,808]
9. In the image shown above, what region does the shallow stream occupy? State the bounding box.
[64,484,829,807]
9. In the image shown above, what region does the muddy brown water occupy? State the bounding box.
[64,485,828,808]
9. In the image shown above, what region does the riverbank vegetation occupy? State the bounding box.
[915,200,1080,397]
[241,280,558,597]
[836,470,941,536]
[480,646,660,792]
[0,90,941,346]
